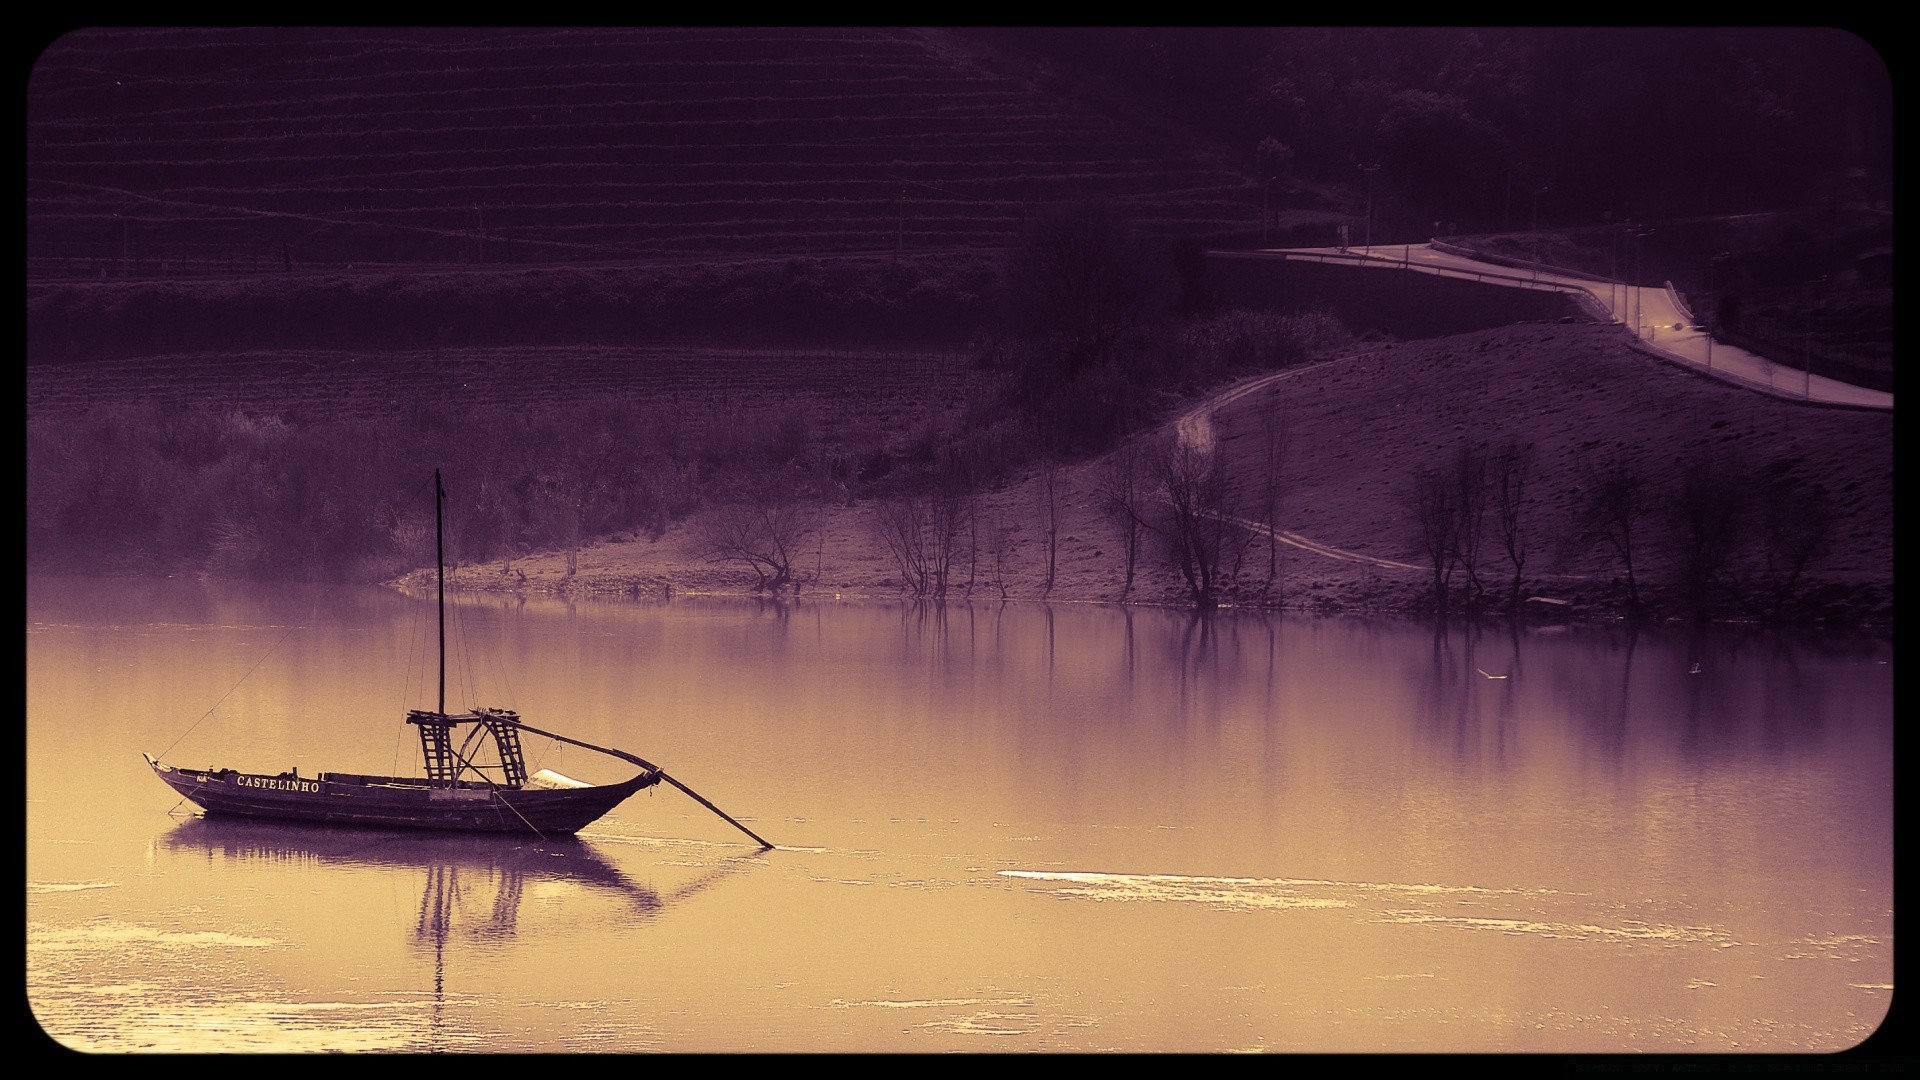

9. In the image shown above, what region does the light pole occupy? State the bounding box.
[1621,219,1640,333]
[1804,275,1824,399]
[1359,163,1381,256]
[1633,228,1641,336]
[1605,210,1616,317]
[1530,184,1547,282]
[1631,226,1654,338]
[1706,251,1730,372]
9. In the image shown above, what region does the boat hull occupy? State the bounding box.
[146,759,659,836]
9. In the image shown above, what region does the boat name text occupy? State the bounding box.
[237,775,320,793]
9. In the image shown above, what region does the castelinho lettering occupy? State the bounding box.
[236,775,321,793]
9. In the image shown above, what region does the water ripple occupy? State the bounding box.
[28,919,280,951]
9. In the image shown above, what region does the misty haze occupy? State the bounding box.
[27,27,1891,1055]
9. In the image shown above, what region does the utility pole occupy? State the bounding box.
[1630,226,1653,338]
[1606,211,1617,319]
[1359,163,1381,256]
[1619,220,1634,336]
[1531,185,1547,282]
[1706,252,1730,372]
[1635,229,1643,337]
[1805,277,1822,399]
[1805,323,1813,399]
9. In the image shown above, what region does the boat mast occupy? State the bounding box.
[435,468,446,720]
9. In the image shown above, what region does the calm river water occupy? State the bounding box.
[26,575,1893,1053]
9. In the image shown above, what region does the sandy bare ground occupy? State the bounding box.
[429,321,1891,624]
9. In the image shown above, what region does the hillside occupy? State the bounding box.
[27,27,1269,273]
[429,322,1892,627]
[25,29,1892,628]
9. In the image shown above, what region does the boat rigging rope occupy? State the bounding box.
[152,591,320,764]
[437,485,512,717]
[394,471,438,776]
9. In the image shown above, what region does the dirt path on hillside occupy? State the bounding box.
[1179,358,1424,573]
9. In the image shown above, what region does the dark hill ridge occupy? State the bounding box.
[27,26,1265,273]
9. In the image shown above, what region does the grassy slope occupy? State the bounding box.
[432,321,1892,625]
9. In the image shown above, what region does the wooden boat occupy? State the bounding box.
[146,471,770,846]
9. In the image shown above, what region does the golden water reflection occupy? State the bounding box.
[26,577,1893,1052]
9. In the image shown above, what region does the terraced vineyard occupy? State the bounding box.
[27,26,1265,275]
[25,343,985,448]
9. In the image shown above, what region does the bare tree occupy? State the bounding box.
[1666,454,1748,624]
[1144,435,1241,610]
[871,491,964,599]
[1409,466,1460,615]
[1748,473,1834,621]
[699,491,819,593]
[1452,443,1489,609]
[871,496,933,597]
[1037,455,1060,596]
[928,483,970,599]
[961,493,980,596]
[1095,441,1145,596]
[1489,440,1532,611]
[1579,457,1649,618]
[1000,201,1178,409]
[1257,398,1292,595]
[931,440,986,596]
[984,510,1013,599]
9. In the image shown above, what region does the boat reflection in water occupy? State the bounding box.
[162,816,668,920]
[151,817,767,1049]
[160,816,763,924]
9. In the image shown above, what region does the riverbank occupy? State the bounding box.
[413,321,1892,628]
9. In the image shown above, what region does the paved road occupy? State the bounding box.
[1231,244,1893,411]
[1175,359,1423,572]
[1174,241,1893,573]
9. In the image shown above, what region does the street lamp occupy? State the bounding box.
[1604,210,1616,316]
[1530,184,1548,282]
[1631,226,1654,338]
[1359,162,1381,256]
[1804,275,1825,399]
[1620,219,1643,333]
[1706,251,1731,372]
